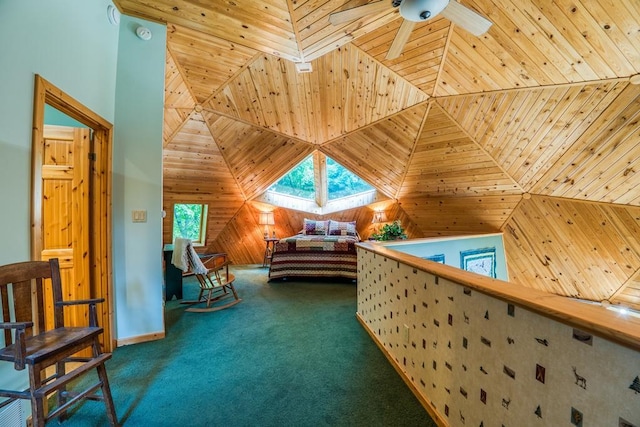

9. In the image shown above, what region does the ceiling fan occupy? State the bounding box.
[329,0,492,60]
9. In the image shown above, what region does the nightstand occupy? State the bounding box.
[262,237,279,267]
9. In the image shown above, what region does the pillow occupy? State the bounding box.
[303,218,329,235]
[328,220,357,236]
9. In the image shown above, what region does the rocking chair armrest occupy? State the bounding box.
[200,253,230,267]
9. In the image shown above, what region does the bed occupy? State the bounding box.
[268,219,359,281]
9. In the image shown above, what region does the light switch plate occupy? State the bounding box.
[132,210,147,223]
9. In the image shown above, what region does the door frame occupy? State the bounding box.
[31,74,114,351]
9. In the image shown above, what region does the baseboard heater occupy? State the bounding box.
[0,399,25,427]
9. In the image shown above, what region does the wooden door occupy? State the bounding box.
[40,125,91,330]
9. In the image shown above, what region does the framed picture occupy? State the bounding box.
[460,247,496,278]
[423,254,445,263]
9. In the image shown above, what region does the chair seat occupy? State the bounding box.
[0,326,102,366]
[202,272,236,289]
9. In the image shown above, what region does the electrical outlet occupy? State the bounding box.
[403,324,410,344]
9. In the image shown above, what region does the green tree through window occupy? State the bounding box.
[173,203,208,245]
[327,157,373,200]
[269,156,315,199]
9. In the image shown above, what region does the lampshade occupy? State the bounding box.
[259,211,275,226]
[372,211,388,224]
[399,0,449,22]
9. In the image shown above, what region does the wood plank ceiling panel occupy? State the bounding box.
[167,24,258,104]
[116,0,301,61]
[294,0,400,61]
[503,195,640,303]
[399,103,521,198]
[163,49,195,146]
[352,16,450,96]
[438,81,629,194]
[400,194,522,236]
[203,111,313,200]
[207,46,427,144]
[163,113,245,245]
[322,104,428,198]
[533,83,640,205]
[433,0,640,96]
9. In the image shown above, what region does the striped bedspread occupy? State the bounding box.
[268,234,358,280]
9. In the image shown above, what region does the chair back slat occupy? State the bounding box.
[0,259,59,343]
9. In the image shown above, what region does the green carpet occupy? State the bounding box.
[64,266,436,426]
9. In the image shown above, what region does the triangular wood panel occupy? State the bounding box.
[203,111,312,200]
[207,46,428,144]
[165,50,196,109]
[503,195,640,304]
[399,103,520,198]
[167,23,258,104]
[533,83,640,204]
[438,81,629,193]
[295,0,399,62]
[163,108,192,147]
[206,203,267,265]
[164,49,196,146]
[117,0,301,61]
[352,16,450,96]
[435,0,640,96]
[400,195,522,236]
[323,103,428,198]
[163,113,245,244]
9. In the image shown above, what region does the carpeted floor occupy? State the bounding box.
[63,266,436,426]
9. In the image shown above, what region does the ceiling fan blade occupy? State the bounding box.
[441,1,492,36]
[329,0,390,25]
[385,19,416,60]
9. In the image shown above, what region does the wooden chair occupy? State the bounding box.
[177,240,241,313]
[0,258,118,426]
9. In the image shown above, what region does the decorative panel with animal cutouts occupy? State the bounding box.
[357,249,640,426]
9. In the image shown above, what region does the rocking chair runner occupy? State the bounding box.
[173,239,241,312]
[0,258,118,426]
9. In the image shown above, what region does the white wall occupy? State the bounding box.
[0,0,166,397]
[0,0,119,264]
[112,15,166,341]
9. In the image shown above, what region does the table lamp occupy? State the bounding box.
[259,211,275,238]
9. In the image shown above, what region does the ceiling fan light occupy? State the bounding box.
[400,0,449,22]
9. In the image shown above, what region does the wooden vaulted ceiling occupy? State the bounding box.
[117,0,640,310]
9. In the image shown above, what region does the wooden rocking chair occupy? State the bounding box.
[175,240,241,313]
[0,258,118,426]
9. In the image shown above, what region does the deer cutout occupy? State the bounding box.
[502,397,511,409]
[463,311,470,323]
[572,366,587,389]
[460,410,465,424]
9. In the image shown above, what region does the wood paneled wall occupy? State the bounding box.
[148,0,640,313]
[503,195,640,311]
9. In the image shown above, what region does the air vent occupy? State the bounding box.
[295,62,313,73]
